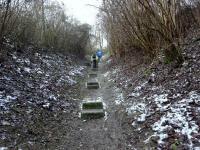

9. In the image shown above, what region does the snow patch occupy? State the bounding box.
[24,58,30,65]
[0,95,17,108]
[1,121,10,126]
[0,147,8,150]
[128,92,140,98]
[43,103,50,108]
[114,88,124,105]
[112,68,120,74]
[103,71,110,78]
[154,94,169,111]
[49,94,57,101]
[126,102,149,123]
[66,76,77,85]
[69,66,85,76]
[24,67,31,73]
[134,81,148,91]
[150,91,200,148]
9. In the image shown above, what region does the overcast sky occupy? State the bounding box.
[59,0,101,25]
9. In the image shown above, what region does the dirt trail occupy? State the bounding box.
[63,62,130,150]
[0,59,132,150]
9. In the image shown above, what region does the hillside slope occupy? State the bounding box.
[105,30,200,149]
[0,48,86,149]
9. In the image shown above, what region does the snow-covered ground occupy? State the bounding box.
[106,35,200,149]
[0,52,86,111]
[0,51,86,148]
[125,80,200,149]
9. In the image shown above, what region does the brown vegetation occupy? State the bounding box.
[100,0,200,64]
[0,0,92,58]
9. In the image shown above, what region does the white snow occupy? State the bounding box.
[127,89,199,148]
[103,71,110,77]
[57,75,77,86]
[6,95,17,101]
[24,67,31,73]
[127,92,140,98]
[0,147,8,150]
[66,76,77,85]
[24,58,30,65]
[1,121,10,126]
[43,103,50,108]
[112,68,120,74]
[150,91,200,148]
[137,113,146,122]
[34,68,43,74]
[16,67,21,74]
[149,73,156,82]
[106,59,112,64]
[151,86,161,91]
[189,91,200,104]
[134,81,148,91]
[126,103,146,115]
[114,88,124,105]
[104,111,108,121]
[153,94,169,111]
[69,66,85,76]
[0,76,11,81]
[16,58,23,63]
[12,54,17,59]
[126,102,150,124]
[35,53,39,57]
[0,95,17,107]
[37,71,43,74]
[49,94,57,101]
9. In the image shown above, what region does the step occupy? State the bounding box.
[91,68,98,71]
[81,109,105,119]
[86,81,100,89]
[88,73,98,78]
[82,101,104,109]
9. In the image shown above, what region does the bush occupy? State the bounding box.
[100,0,200,64]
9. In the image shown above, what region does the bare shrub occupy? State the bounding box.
[0,0,91,58]
[101,0,199,64]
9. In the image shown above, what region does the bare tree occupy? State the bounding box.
[0,0,92,58]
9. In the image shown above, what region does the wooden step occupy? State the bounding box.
[81,109,105,119]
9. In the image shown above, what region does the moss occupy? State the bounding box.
[143,68,152,77]
[81,112,105,119]
[82,102,103,109]
[163,44,184,65]
[170,140,180,150]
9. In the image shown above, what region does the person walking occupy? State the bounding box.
[91,54,98,68]
[96,49,103,62]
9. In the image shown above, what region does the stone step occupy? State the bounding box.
[88,73,98,78]
[91,68,98,71]
[82,101,103,109]
[81,109,105,119]
[86,81,100,89]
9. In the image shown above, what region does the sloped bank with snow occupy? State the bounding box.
[0,49,86,149]
[106,30,200,149]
